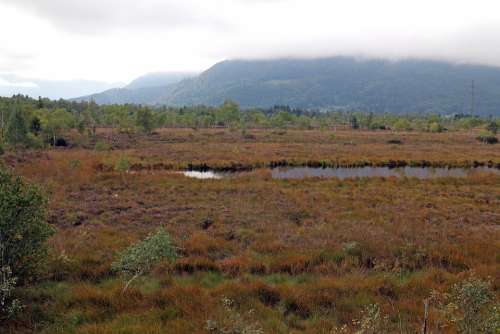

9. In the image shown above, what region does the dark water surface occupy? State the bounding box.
[272,166,500,179]
[183,167,500,180]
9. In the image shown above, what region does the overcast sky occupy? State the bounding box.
[1,0,500,84]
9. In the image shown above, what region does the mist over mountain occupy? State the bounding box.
[125,72,196,89]
[0,74,122,100]
[78,57,500,115]
[76,72,195,104]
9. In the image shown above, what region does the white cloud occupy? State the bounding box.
[0,77,39,88]
[1,0,500,83]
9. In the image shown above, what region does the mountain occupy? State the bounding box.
[161,57,500,115]
[125,72,196,89]
[0,74,122,100]
[75,72,195,104]
[76,57,500,115]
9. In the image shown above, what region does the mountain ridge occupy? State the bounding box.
[75,57,500,115]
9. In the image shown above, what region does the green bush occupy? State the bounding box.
[428,122,444,133]
[94,140,111,151]
[0,165,53,319]
[485,121,498,134]
[443,277,499,334]
[393,119,412,131]
[26,133,45,149]
[136,107,155,134]
[447,277,499,333]
[112,227,178,292]
[115,155,130,173]
[5,110,28,148]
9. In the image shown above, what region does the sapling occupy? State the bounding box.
[112,227,178,292]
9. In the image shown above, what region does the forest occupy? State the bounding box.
[1,95,498,152]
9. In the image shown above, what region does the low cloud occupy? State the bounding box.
[1,0,500,82]
[0,77,39,88]
[1,0,230,34]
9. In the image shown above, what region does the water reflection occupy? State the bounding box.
[182,171,223,179]
[271,167,500,180]
[181,167,500,180]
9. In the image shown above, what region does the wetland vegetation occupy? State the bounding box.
[0,96,499,333]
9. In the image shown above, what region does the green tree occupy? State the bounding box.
[43,108,73,146]
[136,107,155,134]
[350,115,359,129]
[0,165,53,318]
[393,119,412,131]
[5,109,28,148]
[485,121,498,134]
[112,227,178,292]
[216,100,240,127]
[30,116,42,136]
[83,100,98,139]
[428,122,443,133]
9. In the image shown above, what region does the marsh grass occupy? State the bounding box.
[2,128,499,333]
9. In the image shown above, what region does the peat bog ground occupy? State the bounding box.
[4,128,500,333]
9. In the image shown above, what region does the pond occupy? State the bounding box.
[182,166,500,180]
[182,171,223,179]
[271,166,500,180]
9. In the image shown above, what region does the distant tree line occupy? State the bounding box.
[0,95,498,150]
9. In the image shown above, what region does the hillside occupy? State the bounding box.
[125,71,196,89]
[76,72,193,104]
[77,57,500,115]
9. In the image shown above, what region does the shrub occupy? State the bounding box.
[0,165,53,281]
[68,159,82,170]
[443,277,499,334]
[26,133,45,149]
[428,122,444,133]
[5,109,28,148]
[393,119,412,131]
[0,165,53,318]
[0,142,4,156]
[205,296,263,334]
[115,155,130,173]
[136,107,155,134]
[94,140,111,151]
[476,134,498,144]
[485,121,498,134]
[353,304,390,334]
[0,266,22,320]
[112,227,178,292]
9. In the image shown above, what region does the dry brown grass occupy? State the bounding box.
[3,128,499,333]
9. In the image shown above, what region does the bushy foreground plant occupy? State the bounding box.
[0,266,22,320]
[353,304,390,334]
[430,276,499,334]
[442,276,499,334]
[0,165,53,319]
[205,296,263,334]
[112,227,178,292]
